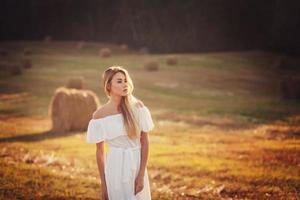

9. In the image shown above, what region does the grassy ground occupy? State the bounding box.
[0,41,299,199]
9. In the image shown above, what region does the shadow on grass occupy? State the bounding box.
[0,129,82,143]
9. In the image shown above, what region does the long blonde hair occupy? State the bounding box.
[102,66,140,139]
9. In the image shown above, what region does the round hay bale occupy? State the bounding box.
[66,77,84,89]
[120,44,128,50]
[280,76,300,99]
[22,59,32,69]
[273,55,286,69]
[139,47,149,54]
[166,56,178,65]
[99,48,111,58]
[0,49,8,56]
[49,87,100,132]
[277,56,300,70]
[23,48,32,56]
[0,62,8,70]
[44,35,52,43]
[10,64,22,76]
[76,41,85,50]
[144,60,159,71]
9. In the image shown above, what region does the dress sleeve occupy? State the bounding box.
[86,119,106,143]
[138,106,155,133]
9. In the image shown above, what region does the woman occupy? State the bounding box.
[86,66,154,200]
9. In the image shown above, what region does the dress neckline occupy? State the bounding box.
[90,106,146,122]
[91,112,122,121]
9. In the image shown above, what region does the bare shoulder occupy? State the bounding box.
[92,105,110,119]
[134,99,145,108]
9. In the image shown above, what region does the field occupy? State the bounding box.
[0,41,299,200]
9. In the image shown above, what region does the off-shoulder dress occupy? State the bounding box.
[86,105,154,200]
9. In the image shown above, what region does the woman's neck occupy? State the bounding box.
[108,96,122,111]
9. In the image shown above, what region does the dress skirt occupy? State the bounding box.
[104,146,151,200]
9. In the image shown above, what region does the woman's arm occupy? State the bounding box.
[135,131,149,195]
[96,142,108,199]
[138,132,149,177]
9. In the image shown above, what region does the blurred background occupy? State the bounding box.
[0,1,299,200]
[1,0,300,54]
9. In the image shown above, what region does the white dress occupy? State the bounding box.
[86,105,154,200]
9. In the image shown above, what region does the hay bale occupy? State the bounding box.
[120,44,128,50]
[99,48,111,58]
[0,49,8,56]
[280,76,300,99]
[49,87,100,132]
[66,77,84,89]
[144,60,159,71]
[22,59,32,69]
[0,62,8,70]
[277,56,300,70]
[10,64,22,76]
[76,41,85,50]
[166,56,178,65]
[23,48,32,56]
[139,47,149,54]
[44,35,52,43]
[273,56,286,69]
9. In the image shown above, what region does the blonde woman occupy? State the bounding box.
[86,66,154,200]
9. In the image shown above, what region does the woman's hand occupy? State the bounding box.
[134,174,144,195]
[101,185,109,200]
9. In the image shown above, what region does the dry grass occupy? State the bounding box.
[0,41,299,199]
[0,114,299,199]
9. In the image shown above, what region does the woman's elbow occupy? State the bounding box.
[96,141,105,154]
[140,132,149,146]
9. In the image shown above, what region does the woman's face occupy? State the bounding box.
[109,72,129,97]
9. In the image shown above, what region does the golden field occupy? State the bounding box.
[0,41,299,199]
